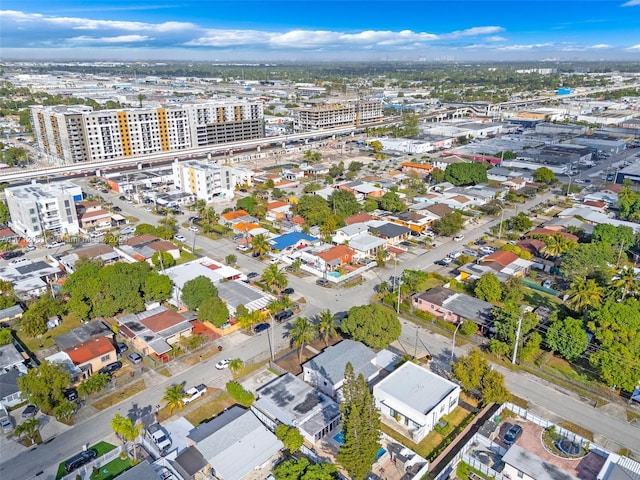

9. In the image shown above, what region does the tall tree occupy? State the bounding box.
[15,418,40,445]
[444,163,488,186]
[474,273,502,302]
[545,316,588,361]
[317,310,338,347]
[251,234,271,258]
[261,264,288,291]
[378,192,407,213]
[110,414,142,461]
[181,276,217,310]
[341,304,401,349]
[534,167,556,184]
[612,266,639,300]
[337,363,381,480]
[289,317,317,362]
[297,194,331,226]
[432,211,465,236]
[18,361,70,412]
[327,190,361,220]
[274,424,304,453]
[565,278,603,315]
[228,358,244,378]
[198,297,229,327]
[452,350,510,404]
[489,302,539,359]
[163,384,185,414]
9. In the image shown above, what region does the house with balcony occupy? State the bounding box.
[313,245,356,272]
[265,201,291,222]
[374,362,460,442]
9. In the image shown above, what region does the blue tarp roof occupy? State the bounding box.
[270,232,317,251]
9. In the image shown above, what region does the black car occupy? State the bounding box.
[281,287,294,296]
[115,342,128,353]
[246,272,259,279]
[504,424,523,445]
[253,322,270,333]
[64,388,78,402]
[98,361,123,376]
[118,196,126,201]
[112,206,122,212]
[316,278,330,287]
[1,251,23,260]
[22,404,39,419]
[474,240,487,246]
[274,310,293,322]
[64,449,97,473]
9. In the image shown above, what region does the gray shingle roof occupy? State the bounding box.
[303,340,378,386]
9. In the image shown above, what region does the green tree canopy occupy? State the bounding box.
[273,457,337,480]
[432,211,465,236]
[592,224,636,249]
[297,194,331,226]
[337,363,381,480]
[327,190,361,220]
[198,297,229,327]
[560,242,614,281]
[430,167,446,184]
[444,163,488,186]
[474,273,502,302]
[151,250,176,270]
[181,275,218,310]
[489,302,539,360]
[378,191,407,213]
[451,349,510,404]
[534,167,556,184]
[21,295,64,337]
[362,197,378,213]
[340,304,401,348]
[18,361,70,412]
[507,212,534,232]
[274,424,304,453]
[545,316,588,362]
[236,195,262,217]
[0,201,10,224]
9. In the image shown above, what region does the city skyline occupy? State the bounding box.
[1,0,639,61]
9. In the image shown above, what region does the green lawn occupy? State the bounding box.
[55,442,117,480]
[17,314,85,352]
[88,456,132,480]
[522,287,562,309]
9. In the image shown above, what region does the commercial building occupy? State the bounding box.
[572,134,627,154]
[536,144,592,166]
[293,100,382,131]
[6,181,83,241]
[31,101,265,165]
[172,160,236,202]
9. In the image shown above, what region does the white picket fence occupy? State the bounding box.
[60,445,124,480]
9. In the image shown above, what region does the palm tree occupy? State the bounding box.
[540,233,575,259]
[193,199,206,216]
[237,309,263,330]
[162,384,185,414]
[565,278,603,314]
[15,418,40,445]
[228,358,244,378]
[316,310,338,347]
[251,234,271,258]
[289,317,317,363]
[290,258,302,272]
[261,264,288,291]
[612,266,639,300]
[110,413,142,461]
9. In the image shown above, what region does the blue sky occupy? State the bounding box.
[1,1,639,61]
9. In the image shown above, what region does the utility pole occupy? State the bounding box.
[451,322,461,364]
[497,206,505,240]
[396,270,402,314]
[512,315,523,365]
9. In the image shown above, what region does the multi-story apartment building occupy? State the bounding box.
[31,101,265,165]
[172,160,236,203]
[293,100,383,131]
[6,181,83,240]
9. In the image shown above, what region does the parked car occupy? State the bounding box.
[253,322,270,333]
[503,424,523,445]
[118,196,127,201]
[399,241,412,248]
[25,245,36,252]
[246,272,259,279]
[127,352,143,364]
[121,226,135,235]
[183,384,208,404]
[189,225,199,233]
[22,404,39,419]
[64,388,78,402]
[448,250,462,259]
[474,240,487,246]
[462,250,478,258]
[215,359,230,370]
[236,244,249,252]
[316,278,330,287]
[434,258,453,266]
[112,206,122,212]
[274,309,293,322]
[115,342,128,353]
[1,251,23,260]
[147,423,172,453]
[9,257,31,266]
[98,361,123,376]
[64,449,97,473]
[174,234,187,242]
[453,234,465,242]
[480,246,496,255]
[281,287,294,296]
[0,405,13,433]
[46,241,65,249]
[542,280,552,289]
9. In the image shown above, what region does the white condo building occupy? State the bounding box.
[6,181,83,241]
[31,101,265,165]
[294,100,383,131]
[173,160,236,202]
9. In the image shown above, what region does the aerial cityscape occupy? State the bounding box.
[0,2,639,480]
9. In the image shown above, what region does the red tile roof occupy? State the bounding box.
[221,210,249,221]
[141,309,190,333]
[527,228,579,242]
[148,240,179,252]
[65,337,115,365]
[122,234,158,246]
[267,201,289,210]
[401,162,433,172]
[481,250,518,267]
[583,200,606,208]
[316,245,355,263]
[344,213,373,225]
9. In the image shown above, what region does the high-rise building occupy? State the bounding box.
[172,160,236,203]
[6,181,83,240]
[293,100,383,131]
[31,101,265,165]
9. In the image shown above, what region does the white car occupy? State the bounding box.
[236,244,249,252]
[189,225,200,233]
[174,234,187,242]
[147,424,172,453]
[9,258,31,266]
[46,241,65,249]
[182,384,208,404]
[215,359,230,370]
[453,235,465,242]
[448,250,462,259]
[121,226,135,235]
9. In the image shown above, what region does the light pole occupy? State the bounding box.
[450,321,461,364]
[396,269,403,314]
[497,205,505,240]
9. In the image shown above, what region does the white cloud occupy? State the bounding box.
[589,44,612,49]
[628,44,640,50]
[441,26,504,39]
[69,35,151,44]
[621,0,640,6]
[496,43,553,51]
[485,36,507,42]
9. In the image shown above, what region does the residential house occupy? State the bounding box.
[425,203,454,218]
[76,200,113,232]
[502,177,527,191]
[64,337,117,376]
[582,200,608,213]
[118,234,181,263]
[54,319,114,351]
[252,373,341,444]
[0,228,20,244]
[526,227,580,242]
[253,172,284,186]
[343,213,373,225]
[265,201,291,222]
[0,343,27,407]
[280,167,305,182]
[314,245,356,272]
[216,280,275,316]
[185,406,283,480]
[348,233,387,259]
[458,251,533,283]
[219,210,254,227]
[332,223,369,244]
[431,155,468,171]
[270,232,318,252]
[0,260,62,300]
[302,164,330,177]
[0,304,24,326]
[386,211,436,233]
[401,162,433,177]
[373,362,460,442]
[117,306,195,360]
[343,182,385,199]
[368,221,412,245]
[502,445,580,480]
[555,207,640,233]
[412,286,494,333]
[302,339,397,399]
[58,243,122,273]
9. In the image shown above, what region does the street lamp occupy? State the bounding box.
[450,321,461,364]
[497,205,505,240]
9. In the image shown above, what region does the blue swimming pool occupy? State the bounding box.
[327,271,341,278]
[333,431,385,459]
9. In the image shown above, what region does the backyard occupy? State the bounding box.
[55,441,117,480]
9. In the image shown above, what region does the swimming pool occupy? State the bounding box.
[333,431,386,460]
[327,271,341,278]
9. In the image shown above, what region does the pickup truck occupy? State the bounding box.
[0,405,13,433]
[182,384,207,405]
